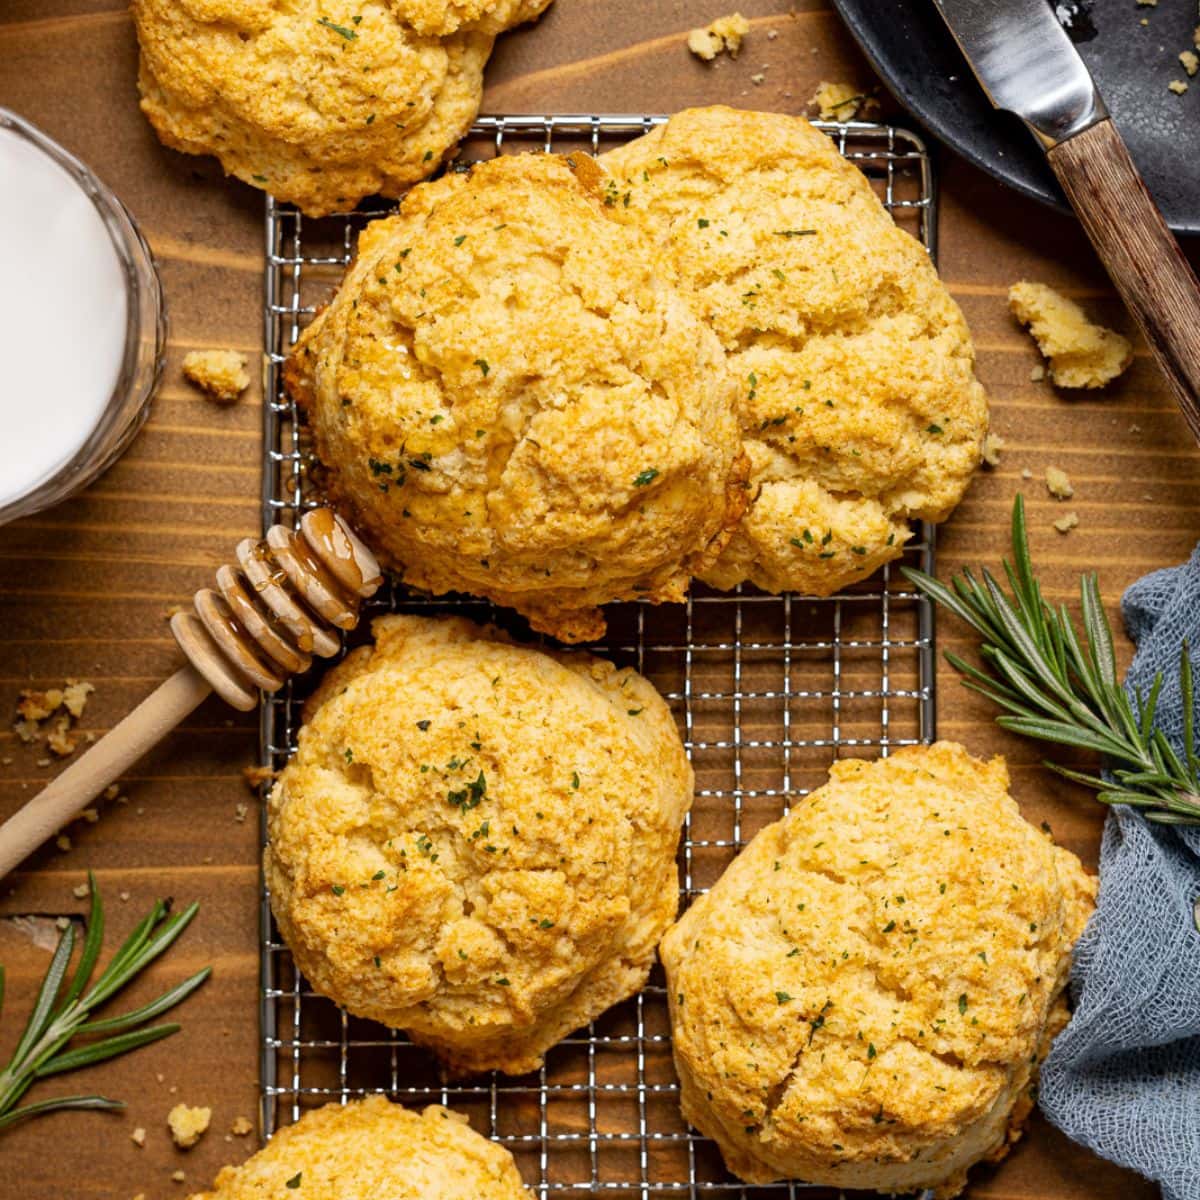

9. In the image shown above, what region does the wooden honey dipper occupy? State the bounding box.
[0,508,382,880]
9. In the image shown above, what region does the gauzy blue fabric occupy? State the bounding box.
[1039,545,1200,1199]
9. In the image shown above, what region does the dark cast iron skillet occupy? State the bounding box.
[832,0,1200,234]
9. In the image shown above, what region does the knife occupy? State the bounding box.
[931,0,1200,444]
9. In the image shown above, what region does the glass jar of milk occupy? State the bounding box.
[0,109,166,525]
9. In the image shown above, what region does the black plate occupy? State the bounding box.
[832,0,1200,234]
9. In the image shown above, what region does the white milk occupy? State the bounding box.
[0,126,128,506]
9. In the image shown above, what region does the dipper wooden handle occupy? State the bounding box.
[0,509,382,881]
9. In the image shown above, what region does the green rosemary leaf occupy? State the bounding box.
[61,875,104,1012]
[9,924,75,1070]
[995,715,1144,762]
[34,1023,180,1079]
[0,964,6,1024]
[0,1093,123,1132]
[1183,643,1198,788]
[76,969,211,1037]
[85,902,199,1011]
[1081,573,1118,688]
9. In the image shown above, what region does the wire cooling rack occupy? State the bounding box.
[258,115,938,1198]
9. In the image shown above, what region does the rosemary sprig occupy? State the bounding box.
[903,495,1200,825]
[0,874,210,1131]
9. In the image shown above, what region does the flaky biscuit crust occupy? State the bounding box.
[286,153,746,640]
[265,614,693,1075]
[660,742,1095,1197]
[188,1097,529,1198]
[599,107,989,596]
[132,0,518,215]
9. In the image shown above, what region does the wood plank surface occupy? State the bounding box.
[2,1,1195,1196]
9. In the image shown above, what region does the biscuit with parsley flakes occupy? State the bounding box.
[264,613,693,1076]
[187,1095,530,1199]
[660,741,1094,1197]
[285,152,747,641]
[387,0,553,36]
[599,106,988,596]
[131,0,545,216]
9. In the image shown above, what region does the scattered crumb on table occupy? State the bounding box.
[182,349,250,403]
[1169,79,1189,95]
[55,834,71,853]
[171,1170,186,1183]
[131,1127,147,1148]
[687,13,749,60]
[1046,466,1075,499]
[808,80,877,121]
[168,1103,212,1149]
[1182,50,1199,76]
[981,432,1005,467]
[242,764,277,790]
[1009,280,1132,389]
[231,1116,254,1136]
[1054,511,1080,534]
[72,883,89,899]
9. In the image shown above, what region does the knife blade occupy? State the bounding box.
[930,0,1106,147]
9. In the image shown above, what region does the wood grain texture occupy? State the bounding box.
[1048,117,1200,444]
[1,2,1195,1197]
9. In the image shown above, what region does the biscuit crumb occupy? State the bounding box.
[46,714,78,758]
[62,680,94,720]
[72,883,89,899]
[120,891,131,902]
[750,71,765,85]
[766,28,778,39]
[981,432,1005,467]
[1169,78,1189,95]
[104,783,121,801]
[17,689,63,722]
[1053,512,1080,534]
[231,1116,254,1136]
[171,1170,186,1183]
[81,807,100,823]
[234,802,249,823]
[1030,364,1046,382]
[1045,466,1075,499]
[35,756,51,767]
[1009,281,1132,389]
[131,1126,147,1147]
[242,764,277,790]
[1182,50,1199,76]
[55,834,71,853]
[687,12,750,61]
[1136,0,1156,6]
[809,80,876,121]
[168,1103,212,1149]
[183,350,250,404]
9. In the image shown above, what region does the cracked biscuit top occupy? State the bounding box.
[188,1096,531,1198]
[285,152,746,641]
[660,742,1094,1198]
[599,106,988,597]
[131,0,531,216]
[264,614,693,1076]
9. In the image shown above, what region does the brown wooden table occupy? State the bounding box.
[2,2,1195,1196]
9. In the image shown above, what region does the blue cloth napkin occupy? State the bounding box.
[1039,546,1200,1199]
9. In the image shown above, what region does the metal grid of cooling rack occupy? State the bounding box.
[257,115,939,1198]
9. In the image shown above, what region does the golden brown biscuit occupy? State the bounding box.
[188,1096,530,1198]
[660,742,1095,1197]
[286,153,747,641]
[387,0,552,36]
[599,107,988,596]
[265,614,693,1075]
[132,0,504,216]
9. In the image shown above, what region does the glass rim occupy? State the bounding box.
[0,108,166,525]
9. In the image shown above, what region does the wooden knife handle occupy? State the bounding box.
[1046,117,1200,445]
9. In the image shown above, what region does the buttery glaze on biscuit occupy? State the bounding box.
[600,107,989,596]
[188,1096,530,1198]
[660,742,1095,1198]
[286,153,747,641]
[265,614,693,1075]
